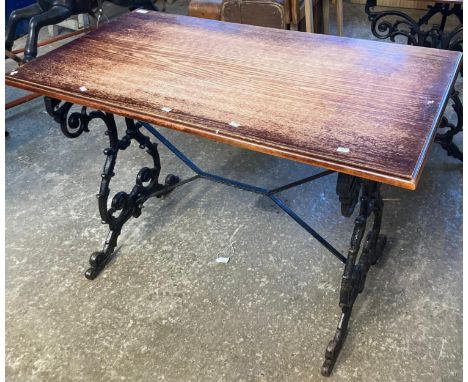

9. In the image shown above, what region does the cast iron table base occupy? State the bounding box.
[45,97,387,376]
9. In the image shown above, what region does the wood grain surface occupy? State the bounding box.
[5,11,461,190]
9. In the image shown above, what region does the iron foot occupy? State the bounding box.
[85,251,109,280]
[321,310,350,377]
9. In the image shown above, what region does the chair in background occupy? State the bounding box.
[188,0,343,34]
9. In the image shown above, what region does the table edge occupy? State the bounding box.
[410,53,462,188]
[6,67,458,191]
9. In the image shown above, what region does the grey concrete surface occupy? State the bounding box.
[5,2,462,381]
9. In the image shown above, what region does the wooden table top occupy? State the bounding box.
[6,11,461,190]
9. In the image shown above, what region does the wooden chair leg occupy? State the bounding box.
[323,0,330,34]
[313,0,324,33]
[6,93,40,110]
[305,0,315,32]
[336,0,343,35]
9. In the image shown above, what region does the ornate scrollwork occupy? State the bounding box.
[44,97,180,279]
[322,178,386,376]
[369,10,419,43]
[436,90,463,161]
[89,117,176,280]
[44,97,92,138]
[97,118,163,228]
[365,0,463,50]
[445,25,463,52]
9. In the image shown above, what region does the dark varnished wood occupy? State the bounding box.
[5,11,461,189]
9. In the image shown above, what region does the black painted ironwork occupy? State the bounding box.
[364,0,463,161]
[141,121,348,264]
[44,98,392,375]
[321,175,387,376]
[365,0,462,49]
[45,98,180,279]
[436,89,463,161]
[44,97,351,277]
[335,173,361,217]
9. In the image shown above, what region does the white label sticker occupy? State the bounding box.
[79,86,87,92]
[161,106,172,112]
[136,9,149,13]
[337,147,350,154]
[216,257,230,264]
[229,121,240,128]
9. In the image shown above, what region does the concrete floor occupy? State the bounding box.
[5,2,462,381]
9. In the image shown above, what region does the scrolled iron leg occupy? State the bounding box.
[85,173,179,280]
[321,177,386,376]
[45,98,180,279]
[90,118,180,279]
[436,89,463,161]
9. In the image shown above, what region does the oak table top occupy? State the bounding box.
[5,11,462,190]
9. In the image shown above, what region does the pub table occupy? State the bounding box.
[5,11,462,376]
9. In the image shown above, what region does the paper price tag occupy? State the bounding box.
[337,147,350,154]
